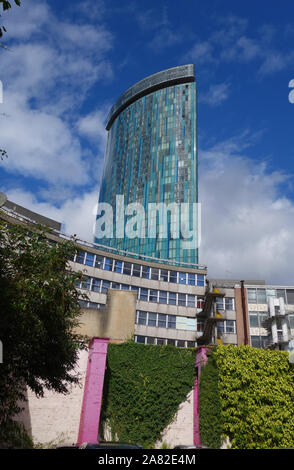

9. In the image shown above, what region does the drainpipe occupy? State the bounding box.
[240,281,249,345]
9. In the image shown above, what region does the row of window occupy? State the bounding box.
[216,297,235,311]
[72,251,205,286]
[76,276,204,308]
[249,312,294,329]
[217,320,236,335]
[78,300,104,310]
[135,310,204,331]
[134,335,196,348]
[247,288,294,305]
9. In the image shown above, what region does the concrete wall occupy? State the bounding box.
[155,390,194,448]
[17,349,89,447]
[76,290,136,341]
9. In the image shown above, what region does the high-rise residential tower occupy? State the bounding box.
[95,65,199,267]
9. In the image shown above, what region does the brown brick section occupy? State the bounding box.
[235,287,250,345]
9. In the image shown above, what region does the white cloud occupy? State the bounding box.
[0,0,113,191]
[199,135,294,284]
[199,82,230,106]
[5,187,99,242]
[77,108,108,153]
[184,15,293,77]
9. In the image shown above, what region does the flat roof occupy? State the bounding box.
[106,64,195,130]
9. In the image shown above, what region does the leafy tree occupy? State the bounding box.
[0,216,87,447]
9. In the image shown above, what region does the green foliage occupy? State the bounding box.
[199,351,222,448]
[0,219,87,447]
[0,420,33,449]
[199,345,294,449]
[100,341,196,448]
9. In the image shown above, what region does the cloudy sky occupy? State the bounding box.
[0,0,294,284]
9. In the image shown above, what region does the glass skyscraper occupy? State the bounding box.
[94,64,199,267]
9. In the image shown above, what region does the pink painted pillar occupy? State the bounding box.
[77,337,109,445]
[193,347,208,447]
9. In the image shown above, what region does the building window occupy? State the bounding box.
[168,315,176,329]
[169,271,177,283]
[123,262,132,275]
[249,311,268,328]
[91,278,101,292]
[217,320,236,335]
[132,264,141,277]
[159,291,167,304]
[216,297,234,311]
[148,312,157,327]
[250,335,267,349]
[256,288,267,304]
[137,311,147,325]
[85,252,95,267]
[249,313,259,328]
[81,276,91,290]
[104,257,113,271]
[197,274,205,286]
[168,292,177,305]
[101,280,111,293]
[146,337,155,345]
[178,272,187,284]
[136,335,146,344]
[156,338,165,345]
[158,314,167,328]
[139,288,148,301]
[159,269,169,282]
[76,251,85,264]
[149,289,158,302]
[188,273,196,286]
[247,288,257,303]
[141,266,150,279]
[178,293,186,306]
[114,260,123,273]
[151,268,159,280]
[95,255,104,269]
[187,295,195,308]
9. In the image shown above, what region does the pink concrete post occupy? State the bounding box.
[193,347,208,447]
[77,337,109,445]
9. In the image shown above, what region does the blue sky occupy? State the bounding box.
[0,0,294,284]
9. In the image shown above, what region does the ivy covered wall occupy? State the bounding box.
[100,341,196,448]
[199,345,294,449]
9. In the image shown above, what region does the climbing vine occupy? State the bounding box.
[100,340,196,448]
[199,349,222,449]
[199,345,294,449]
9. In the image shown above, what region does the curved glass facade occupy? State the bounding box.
[94,65,198,266]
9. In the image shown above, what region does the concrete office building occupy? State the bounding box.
[199,279,294,351]
[95,65,199,266]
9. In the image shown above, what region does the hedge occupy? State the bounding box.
[199,345,294,449]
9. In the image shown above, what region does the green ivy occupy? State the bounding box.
[199,350,222,449]
[100,341,196,448]
[199,345,294,449]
